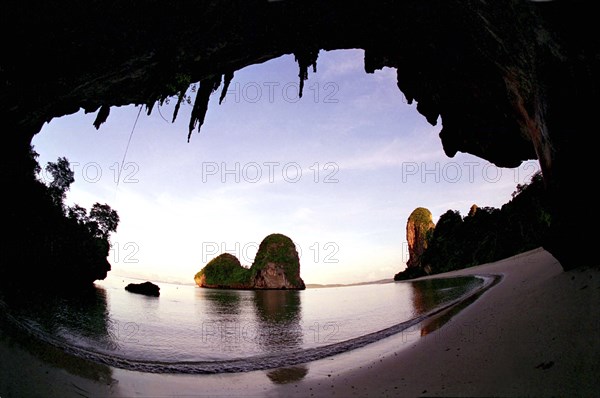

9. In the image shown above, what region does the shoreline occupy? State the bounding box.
[1,248,598,397]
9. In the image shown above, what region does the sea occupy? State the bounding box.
[0,274,487,374]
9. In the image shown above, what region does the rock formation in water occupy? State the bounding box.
[194,253,250,289]
[125,281,160,297]
[405,207,436,269]
[3,1,599,275]
[251,234,306,290]
[394,207,436,281]
[194,234,305,290]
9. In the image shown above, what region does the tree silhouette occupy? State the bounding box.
[68,204,89,224]
[90,203,119,239]
[45,157,74,209]
[2,146,121,290]
[408,172,550,278]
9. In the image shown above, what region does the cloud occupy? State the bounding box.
[319,49,365,80]
[337,131,444,171]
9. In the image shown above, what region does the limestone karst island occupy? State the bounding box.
[194,233,306,290]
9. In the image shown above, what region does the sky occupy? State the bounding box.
[32,50,541,285]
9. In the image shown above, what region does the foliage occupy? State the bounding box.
[45,156,75,208]
[416,171,550,276]
[195,233,303,287]
[421,210,465,273]
[45,156,75,192]
[250,234,302,284]
[89,203,120,239]
[29,146,42,176]
[408,207,434,227]
[1,146,119,290]
[195,253,251,286]
[67,204,88,224]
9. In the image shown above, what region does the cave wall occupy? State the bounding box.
[2,0,598,270]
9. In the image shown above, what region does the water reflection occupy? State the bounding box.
[0,276,486,377]
[267,366,309,384]
[196,289,245,356]
[0,286,114,383]
[252,290,307,383]
[196,288,307,381]
[202,289,243,315]
[253,290,303,351]
[410,277,483,336]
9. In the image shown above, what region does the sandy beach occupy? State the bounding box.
[1,247,598,397]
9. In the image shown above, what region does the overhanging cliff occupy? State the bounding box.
[2,0,598,271]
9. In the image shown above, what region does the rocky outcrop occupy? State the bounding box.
[394,207,436,281]
[252,262,298,290]
[195,234,305,290]
[468,204,478,218]
[125,281,160,297]
[194,253,251,289]
[406,208,436,269]
[251,234,306,290]
[3,1,598,272]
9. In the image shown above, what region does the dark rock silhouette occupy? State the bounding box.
[125,281,160,297]
[0,149,117,290]
[2,1,598,271]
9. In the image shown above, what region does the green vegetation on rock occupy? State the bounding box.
[408,207,434,227]
[194,253,250,287]
[250,234,303,286]
[405,207,436,270]
[195,233,305,289]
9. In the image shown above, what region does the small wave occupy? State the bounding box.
[2,275,496,374]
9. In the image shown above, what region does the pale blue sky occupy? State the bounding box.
[33,50,540,285]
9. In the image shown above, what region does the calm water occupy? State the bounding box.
[0,274,485,373]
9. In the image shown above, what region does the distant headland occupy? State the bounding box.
[394,172,550,280]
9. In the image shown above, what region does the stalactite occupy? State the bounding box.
[294,49,319,98]
[172,90,186,123]
[219,71,234,105]
[145,101,155,116]
[397,70,414,105]
[93,105,110,130]
[188,76,222,142]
